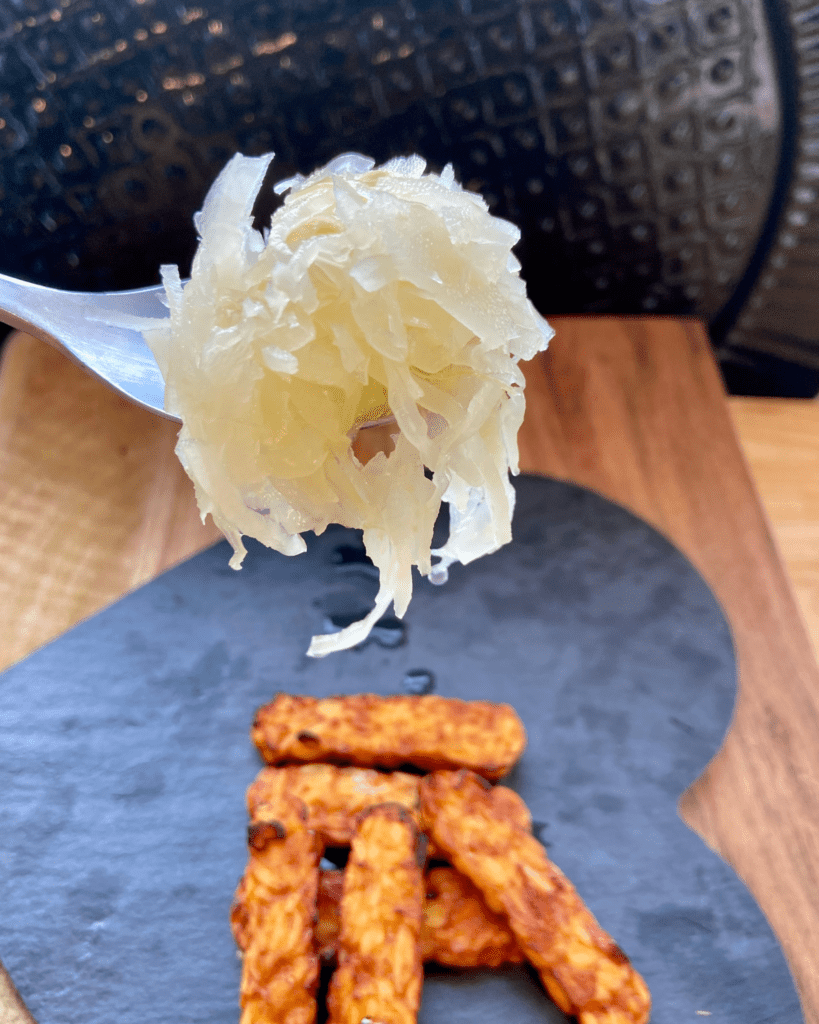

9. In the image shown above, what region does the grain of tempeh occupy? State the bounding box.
[245,763,531,858]
[246,763,421,843]
[230,797,321,1024]
[326,803,424,1024]
[251,693,526,780]
[421,865,524,968]
[420,770,652,1024]
[311,866,523,968]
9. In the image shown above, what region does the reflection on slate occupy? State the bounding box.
[0,476,801,1023]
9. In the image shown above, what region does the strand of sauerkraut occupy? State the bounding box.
[115,152,552,656]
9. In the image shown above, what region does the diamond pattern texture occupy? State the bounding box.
[0,0,782,324]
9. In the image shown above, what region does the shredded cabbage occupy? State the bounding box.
[128,152,552,655]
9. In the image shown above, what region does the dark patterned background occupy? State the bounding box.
[0,0,817,392]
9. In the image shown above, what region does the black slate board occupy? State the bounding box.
[0,475,801,1024]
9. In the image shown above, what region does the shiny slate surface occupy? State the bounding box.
[0,476,801,1023]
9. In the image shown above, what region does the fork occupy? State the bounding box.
[0,271,177,420]
[0,271,403,439]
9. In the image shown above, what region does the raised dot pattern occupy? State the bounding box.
[0,0,780,324]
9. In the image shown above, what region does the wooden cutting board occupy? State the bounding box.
[1,319,818,1023]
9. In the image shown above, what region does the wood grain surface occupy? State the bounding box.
[730,397,819,660]
[0,332,220,671]
[2,322,818,1023]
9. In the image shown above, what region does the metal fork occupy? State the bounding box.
[0,272,176,420]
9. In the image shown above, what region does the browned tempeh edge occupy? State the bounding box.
[326,802,424,1024]
[419,769,651,1024]
[234,797,321,1024]
[245,764,532,861]
[250,693,526,781]
[313,866,524,969]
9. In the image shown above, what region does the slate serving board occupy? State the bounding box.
[0,475,801,1024]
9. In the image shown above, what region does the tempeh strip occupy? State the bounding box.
[245,763,531,858]
[419,771,651,1024]
[314,869,344,964]
[231,798,322,1024]
[301,867,524,968]
[246,765,532,860]
[421,866,524,968]
[247,764,422,843]
[251,693,526,780]
[326,804,424,1024]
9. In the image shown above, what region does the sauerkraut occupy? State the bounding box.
[128,152,552,656]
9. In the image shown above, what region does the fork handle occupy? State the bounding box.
[0,273,174,418]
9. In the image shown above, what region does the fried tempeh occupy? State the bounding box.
[314,869,344,963]
[326,803,424,1024]
[311,867,523,968]
[251,693,526,780]
[419,771,651,1024]
[247,763,422,842]
[230,797,322,1024]
[421,866,524,968]
[245,764,531,859]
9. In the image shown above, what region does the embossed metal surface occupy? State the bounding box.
[0,0,783,327]
[0,475,802,1023]
[717,0,819,371]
